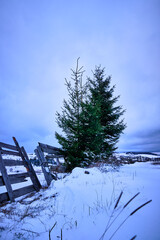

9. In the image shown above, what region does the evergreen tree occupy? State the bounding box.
[79,100,104,161]
[88,66,126,157]
[55,61,126,170]
[55,59,90,170]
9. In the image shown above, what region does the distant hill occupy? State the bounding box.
[125,152,158,156]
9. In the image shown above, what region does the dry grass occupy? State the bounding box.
[99,191,152,240]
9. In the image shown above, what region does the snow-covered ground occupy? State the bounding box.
[0,154,160,240]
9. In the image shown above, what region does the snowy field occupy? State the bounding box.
[0,155,160,240]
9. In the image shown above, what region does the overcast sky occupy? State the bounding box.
[0,0,160,153]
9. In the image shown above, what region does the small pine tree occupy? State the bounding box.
[55,59,89,170]
[88,66,126,157]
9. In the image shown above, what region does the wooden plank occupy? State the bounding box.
[13,185,35,199]
[0,173,29,186]
[0,142,18,151]
[38,142,60,151]
[12,137,41,191]
[0,153,14,202]
[38,142,61,154]
[46,154,64,159]
[0,149,21,156]
[21,146,41,191]
[10,172,28,184]
[0,176,4,186]
[3,159,24,166]
[35,147,53,185]
[0,192,9,203]
[0,185,35,203]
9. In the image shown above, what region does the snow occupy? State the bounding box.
[114,152,160,159]
[0,155,160,240]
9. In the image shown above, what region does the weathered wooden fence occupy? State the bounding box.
[35,142,64,186]
[0,137,41,203]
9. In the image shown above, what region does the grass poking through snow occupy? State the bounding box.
[99,192,152,240]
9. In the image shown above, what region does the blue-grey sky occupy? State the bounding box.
[0,0,160,153]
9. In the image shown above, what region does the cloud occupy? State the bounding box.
[0,0,160,152]
[119,128,160,152]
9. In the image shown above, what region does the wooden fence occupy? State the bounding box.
[35,142,64,186]
[0,137,41,203]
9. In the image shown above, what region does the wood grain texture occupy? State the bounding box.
[0,173,29,186]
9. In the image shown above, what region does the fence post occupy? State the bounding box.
[12,137,41,192]
[21,147,41,191]
[0,153,14,202]
[35,147,53,186]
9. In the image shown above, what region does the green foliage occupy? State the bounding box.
[55,59,88,170]
[88,66,126,157]
[55,60,126,170]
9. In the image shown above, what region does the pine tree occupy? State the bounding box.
[55,59,89,170]
[88,66,126,157]
[79,100,104,161]
[55,62,126,170]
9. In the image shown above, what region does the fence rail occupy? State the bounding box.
[0,172,29,186]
